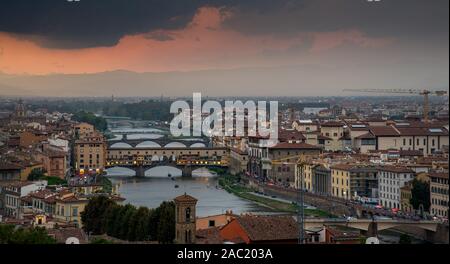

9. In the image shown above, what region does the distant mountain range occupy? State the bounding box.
[0,63,448,97]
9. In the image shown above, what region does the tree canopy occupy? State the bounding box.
[410,179,430,212]
[81,196,175,243]
[0,225,56,244]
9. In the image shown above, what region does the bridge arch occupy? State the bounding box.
[135,141,162,148]
[105,166,136,177]
[190,143,206,148]
[145,166,182,177]
[164,142,187,148]
[110,142,133,149]
[192,167,217,177]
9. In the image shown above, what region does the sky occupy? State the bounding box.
[0,0,448,96]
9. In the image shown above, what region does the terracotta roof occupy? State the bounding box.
[355,132,375,139]
[378,166,414,174]
[330,164,355,171]
[269,142,321,150]
[20,195,33,203]
[396,127,448,136]
[399,150,423,157]
[428,172,449,179]
[326,226,360,241]
[196,227,224,244]
[0,162,22,170]
[174,193,198,203]
[278,130,306,141]
[369,126,400,136]
[236,216,298,242]
[30,189,56,199]
[321,121,344,127]
[47,228,88,244]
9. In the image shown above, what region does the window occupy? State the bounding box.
[185,207,191,222]
[72,207,78,216]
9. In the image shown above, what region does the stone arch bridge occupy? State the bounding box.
[106,146,229,177]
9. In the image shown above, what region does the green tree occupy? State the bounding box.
[118,204,137,240]
[27,168,46,181]
[72,111,108,131]
[105,204,121,237]
[129,207,151,241]
[156,201,175,244]
[410,179,430,212]
[90,238,114,244]
[0,225,56,244]
[81,196,115,235]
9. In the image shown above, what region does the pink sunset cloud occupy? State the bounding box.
[0,7,393,75]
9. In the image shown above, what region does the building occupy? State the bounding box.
[174,193,198,244]
[54,191,89,227]
[297,163,331,195]
[0,163,22,181]
[356,125,449,156]
[400,180,413,213]
[196,211,236,230]
[292,120,319,133]
[18,131,48,148]
[73,131,107,174]
[378,166,415,210]
[429,172,449,218]
[320,121,345,151]
[325,226,361,244]
[74,122,95,138]
[395,126,449,156]
[267,142,322,186]
[330,164,378,200]
[219,215,298,244]
[2,181,47,218]
[33,143,67,179]
[229,148,248,176]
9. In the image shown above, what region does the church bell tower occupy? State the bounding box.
[174,193,197,244]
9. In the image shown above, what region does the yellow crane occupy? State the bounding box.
[343,88,448,122]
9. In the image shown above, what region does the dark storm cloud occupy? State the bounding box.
[0,0,448,49]
[223,0,449,39]
[0,0,210,49]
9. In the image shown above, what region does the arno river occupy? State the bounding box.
[107,167,268,217]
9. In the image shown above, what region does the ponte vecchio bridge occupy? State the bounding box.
[106,136,229,177]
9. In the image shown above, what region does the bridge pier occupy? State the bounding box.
[360,222,378,237]
[181,165,192,177]
[135,166,145,177]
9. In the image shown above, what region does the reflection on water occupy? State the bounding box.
[107,167,268,217]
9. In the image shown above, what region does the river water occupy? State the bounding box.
[106,160,267,217]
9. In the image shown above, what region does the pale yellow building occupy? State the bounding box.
[74,132,107,174]
[429,172,449,218]
[54,191,89,228]
[74,122,95,138]
[320,121,344,151]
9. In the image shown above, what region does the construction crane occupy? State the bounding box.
[343,89,448,122]
[270,154,310,244]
